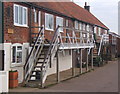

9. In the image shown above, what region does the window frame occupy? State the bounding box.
[66,19,69,27]
[79,22,82,30]
[14,4,28,27]
[34,8,37,23]
[38,11,41,31]
[94,26,97,34]
[83,23,86,31]
[45,13,54,31]
[98,27,101,36]
[11,43,23,67]
[74,21,79,29]
[56,16,64,32]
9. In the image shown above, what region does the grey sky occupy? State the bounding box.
[73,0,118,34]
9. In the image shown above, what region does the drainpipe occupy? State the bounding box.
[0,1,4,71]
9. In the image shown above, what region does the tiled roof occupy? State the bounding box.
[32,2,109,29]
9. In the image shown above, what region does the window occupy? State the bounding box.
[34,8,37,23]
[79,22,82,30]
[38,11,41,31]
[66,20,68,27]
[14,4,28,27]
[83,23,86,31]
[105,30,107,34]
[98,27,101,36]
[83,34,86,38]
[75,21,79,29]
[56,16,63,32]
[86,24,89,31]
[94,26,97,34]
[12,44,22,64]
[45,13,54,31]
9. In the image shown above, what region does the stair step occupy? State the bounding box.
[30,75,41,78]
[37,61,47,64]
[32,70,41,73]
[28,79,40,82]
[34,66,42,68]
[42,49,48,51]
[38,57,49,59]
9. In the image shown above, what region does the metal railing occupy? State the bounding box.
[58,26,94,48]
[98,34,109,56]
[24,26,44,83]
[40,26,60,87]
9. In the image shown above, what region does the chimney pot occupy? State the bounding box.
[84,2,90,12]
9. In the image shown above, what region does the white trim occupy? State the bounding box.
[14,4,28,27]
[45,28,54,31]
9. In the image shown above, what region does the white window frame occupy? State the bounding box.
[66,19,69,27]
[79,22,82,30]
[11,43,23,67]
[94,26,97,34]
[45,13,54,31]
[34,8,37,23]
[56,16,63,32]
[38,11,41,31]
[14,4,28,27]
[83,23,86,31]
[98,27,101,36]
[86,24,89,31]
[75,21,79,29]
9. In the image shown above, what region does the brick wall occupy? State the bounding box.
[4,2,30,44]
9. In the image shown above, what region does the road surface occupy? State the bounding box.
[10,60,118,92]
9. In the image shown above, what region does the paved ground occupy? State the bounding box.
[10,60,118,92]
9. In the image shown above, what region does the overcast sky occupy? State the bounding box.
[73,0,119,34]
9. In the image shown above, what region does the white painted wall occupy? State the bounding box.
[4,43,29,83]
[4,43,11,71]
[4,42,72,83]
[47,50,72,75]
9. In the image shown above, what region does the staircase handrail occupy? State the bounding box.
[24,26,44,81]
[40,26,60,86]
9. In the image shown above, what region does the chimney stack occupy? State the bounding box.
[84,2,90,12]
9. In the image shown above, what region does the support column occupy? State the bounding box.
[91,48,93,69]
[72,50,75,77]
[80,49,82,74]
[86,49,89,72]
[56,51,60,83]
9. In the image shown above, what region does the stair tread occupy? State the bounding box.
[32,70,41,72]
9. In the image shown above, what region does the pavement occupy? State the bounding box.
[10,60,118,92]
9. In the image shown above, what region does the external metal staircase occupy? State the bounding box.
[23,26,95,88]
[24,26,61,88]
[93,34,109,66]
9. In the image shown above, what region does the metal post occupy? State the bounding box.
[72,50,75,77]
[91,48,93,69]
[80,49,82,74]
[40,68,44,88]
[86,49,89,72]
[56,51,60,83]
